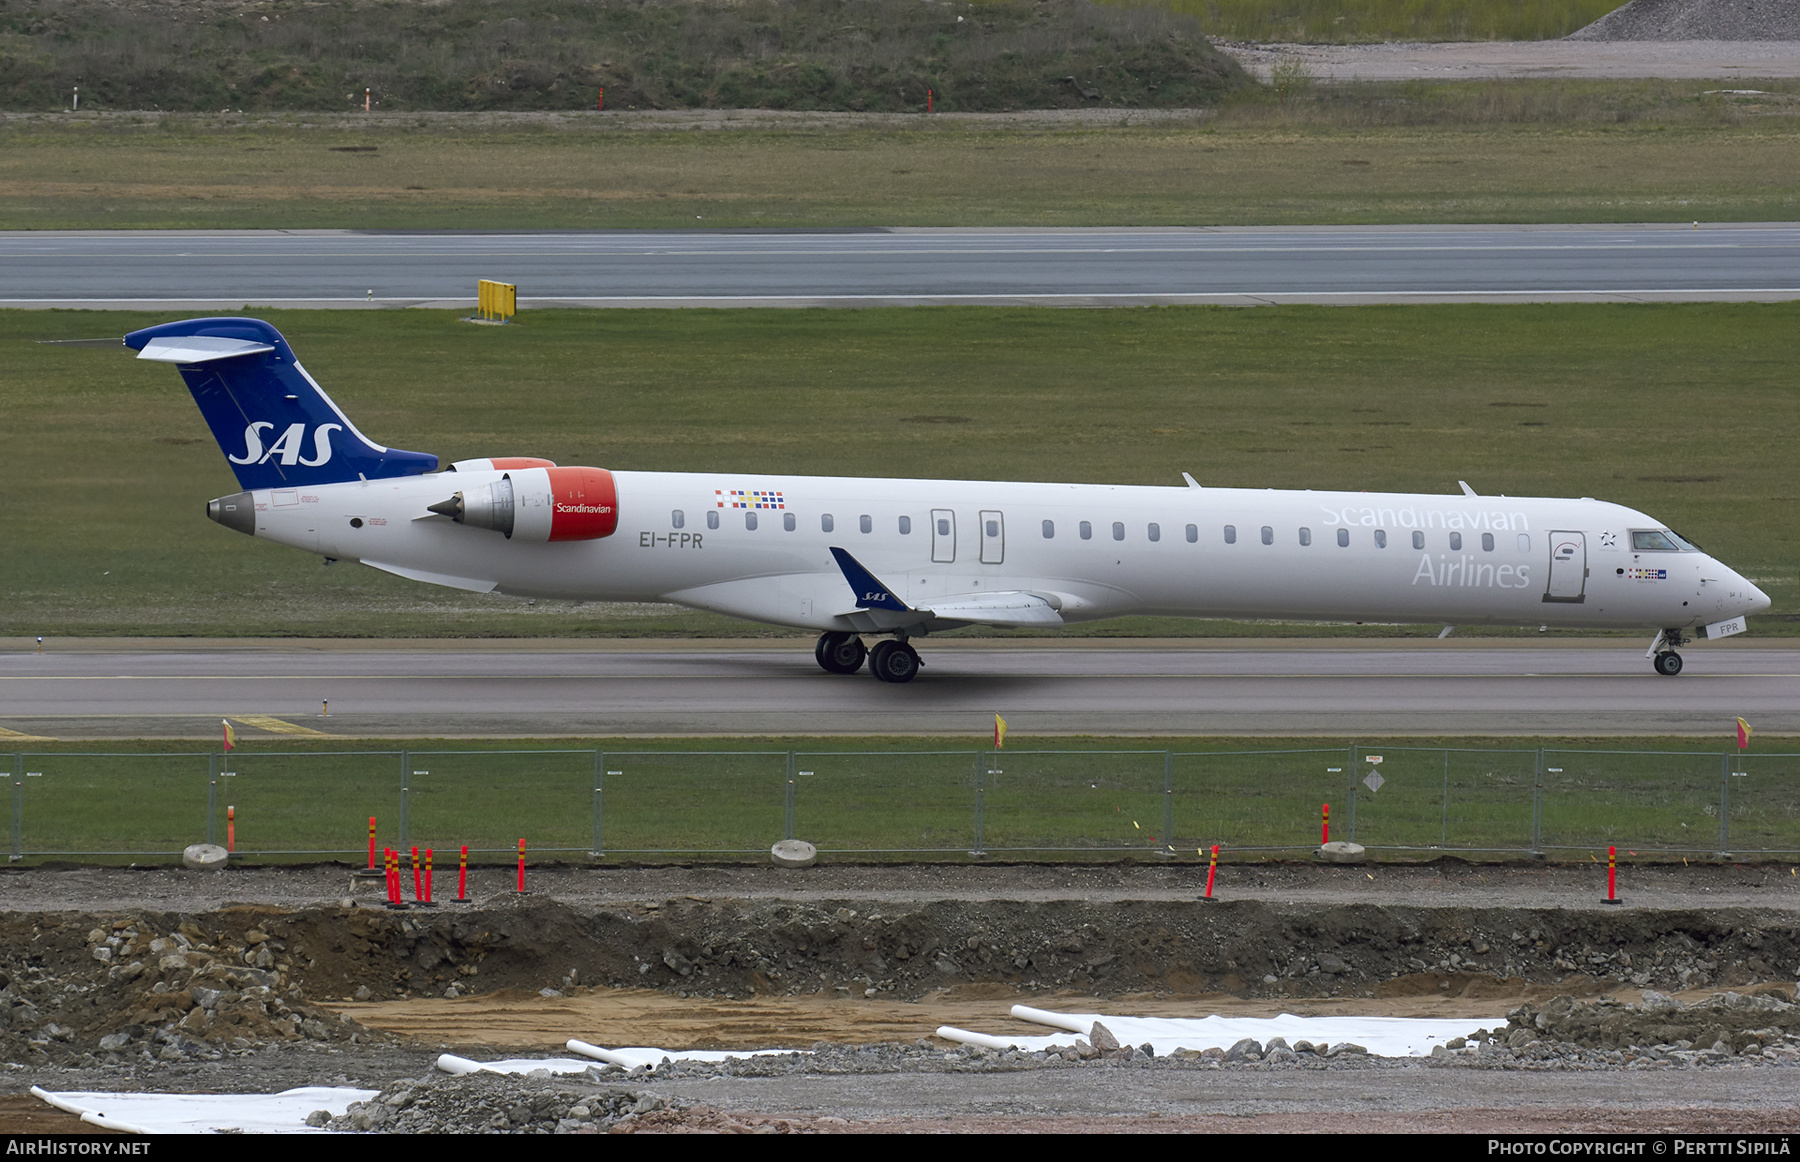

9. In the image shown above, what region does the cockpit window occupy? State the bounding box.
[1667,529,1704,552]
[1631,530,1682,551]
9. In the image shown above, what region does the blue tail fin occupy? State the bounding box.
[126,318,437,489]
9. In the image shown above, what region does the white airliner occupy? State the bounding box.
[129,318,1770,683]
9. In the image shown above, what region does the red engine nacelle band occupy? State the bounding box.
[545,466,618,542]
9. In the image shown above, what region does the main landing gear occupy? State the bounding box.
[1648,628,1685,677]
[813,632,923,683]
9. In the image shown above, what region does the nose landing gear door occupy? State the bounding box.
[1543,531,1587,603]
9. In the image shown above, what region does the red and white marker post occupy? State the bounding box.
[455,845,470,904]
[516,838,527,895]
[227,805,235,854]
[1202,845,1220,902]
[1321,803,1330,846]
[423,849,434,904]
[1602,845,1622,905]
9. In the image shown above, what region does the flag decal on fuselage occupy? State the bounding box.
[717,489,785,510]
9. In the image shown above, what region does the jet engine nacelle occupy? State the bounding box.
[429,466,618,542]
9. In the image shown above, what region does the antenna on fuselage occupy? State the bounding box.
[1458,481,1478,497]
[1182,472,1202,489]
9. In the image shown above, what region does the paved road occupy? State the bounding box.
[4,224,1798,309]
[2,642,1792,738]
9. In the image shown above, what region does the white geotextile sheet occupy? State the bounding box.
[936,1005,1505,1058]
[32,1085,377,1134]
[437,1041,808,1076]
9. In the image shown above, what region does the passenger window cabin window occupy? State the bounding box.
[1043,520,1055,539]
[1412,531,1424,550]
[706,510,720,530]
[898,516,911,535]
[821,514,834,533]
[784,512,796,532]
[986,519,1000,538]
[745,511,758,531]
[937,517,950,536]
[1186,524,1198,543]
[1299,527,1312,547]
[1147,523,1160,542]
[1337,528,1349,548]
[1482,532,1495,552]
[672,510,685,529]
[1112,522,1125,542]
[1374,529,1387,548]
[859,514,872,534]
[1224,525,1237,545]
[1450,532,1463,551]
[1518,533,1530,552]
[1260,526,1273,546]
[1080,521,1092,540]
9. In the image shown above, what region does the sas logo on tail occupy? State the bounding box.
[228,421,343,467]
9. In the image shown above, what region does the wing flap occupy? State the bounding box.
[923,591,1065,628]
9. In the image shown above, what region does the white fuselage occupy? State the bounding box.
[235,470,1769,634]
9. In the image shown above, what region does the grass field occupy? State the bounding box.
[5,302,1797,638]
[4,87,1798,229]
[5,735,1791,863]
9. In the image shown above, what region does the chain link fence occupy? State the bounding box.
[3,745,1794,861]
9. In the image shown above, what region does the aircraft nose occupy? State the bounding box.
[1749,580,1772,615]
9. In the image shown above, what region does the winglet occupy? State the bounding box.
[1458,480,1478,497]
[1182,472,1202,489]
[829,547,910,612]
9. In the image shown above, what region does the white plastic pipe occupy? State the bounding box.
[1010,1005,1091,1033]
[435,1054,496,1075]
[935,1025,1023,1050]
[566,1039,650,1070]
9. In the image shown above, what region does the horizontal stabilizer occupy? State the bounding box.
[137,336,275,364]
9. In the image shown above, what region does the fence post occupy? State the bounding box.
[9,753,20,862]
[1440,749,1450,848]
[1162,750,1174,856]
[207,752,218,847]
[591,750,603,858]
[1347,745,1359,843]
[972,751,986,857]
[1531,749,1544,855]
[399,750,410,852]
[785,752,796,841]
[1718,753,1731,857]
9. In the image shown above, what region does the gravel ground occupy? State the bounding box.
[1215,38,1800,82]
[3,862,1798,1132]
[1571,0,1800,41]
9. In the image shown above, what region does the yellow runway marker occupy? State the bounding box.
[0,726,55,741]
[232,714,335,738]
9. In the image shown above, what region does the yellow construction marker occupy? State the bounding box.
[233,715,334,737]
[0,726,54,741]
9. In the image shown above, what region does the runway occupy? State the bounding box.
[2,641,1794,739]
[4,224,1799,310]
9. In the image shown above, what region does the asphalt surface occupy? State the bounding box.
[2,640,1793,738]
[5,224,1799,310]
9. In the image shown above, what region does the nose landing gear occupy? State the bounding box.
[1648,628,1685,677]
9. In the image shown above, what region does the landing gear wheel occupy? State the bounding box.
[814,632,867,675]
[868,639,922,684]
[1653,650,1684,677]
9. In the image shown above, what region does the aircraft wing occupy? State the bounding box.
[829,547,1064,629]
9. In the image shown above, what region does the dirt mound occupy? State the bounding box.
[1504,988,1800,1053]
[6,894,1800,1067]
[1569,0,1800,40]
[0,907,386,1069]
